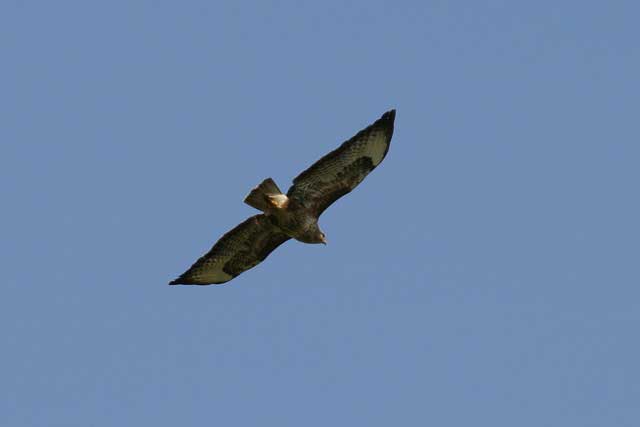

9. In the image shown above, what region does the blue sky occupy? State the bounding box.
[2,1,639,425]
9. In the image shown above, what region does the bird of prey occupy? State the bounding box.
[169,109,396,285]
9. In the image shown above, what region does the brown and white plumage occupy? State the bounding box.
[170,109,395,285]
[287,109,395,215]
[169,215,290,285]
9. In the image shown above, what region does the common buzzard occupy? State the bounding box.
[170,109,396,285]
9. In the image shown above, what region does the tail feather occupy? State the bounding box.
[244,178,285,212]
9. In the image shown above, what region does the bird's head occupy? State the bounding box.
[299,225,327,245]
[318,231,327,245]
[310,229,327,245]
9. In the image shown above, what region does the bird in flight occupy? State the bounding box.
[170,109,396,285]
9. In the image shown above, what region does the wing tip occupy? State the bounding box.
[168,274,197,285]
[381,109,396,123]
[377,109,396,143]
[168,275,233,286]
[376,109,396,135]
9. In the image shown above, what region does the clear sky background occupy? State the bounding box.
[2,1,639,426]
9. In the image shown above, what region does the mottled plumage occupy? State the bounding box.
[170,109,395,285]
[169,215,289,285]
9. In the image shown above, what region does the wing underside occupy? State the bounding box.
[170,214,290,285]
[287,110,395,215]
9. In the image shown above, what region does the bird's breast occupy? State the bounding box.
[270,207,315,238]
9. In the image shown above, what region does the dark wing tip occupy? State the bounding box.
[377,109,396,142]
[381,109,396,122]
[375,109,396,136]
[169,274,193,285]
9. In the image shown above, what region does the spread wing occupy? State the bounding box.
[169,214,290,285]
[286,110,395,216]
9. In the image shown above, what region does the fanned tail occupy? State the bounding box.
[244,178,287,212]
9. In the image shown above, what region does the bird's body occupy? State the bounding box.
[270,204,321,244]
[245,179,325,244]
[170,109,396,285]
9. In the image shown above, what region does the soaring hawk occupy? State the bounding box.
[170,109,396,285]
